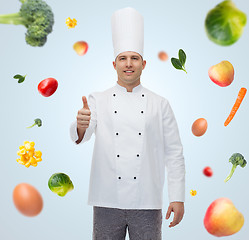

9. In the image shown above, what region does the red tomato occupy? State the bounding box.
[203,166,213,177]
[38,78,58,97]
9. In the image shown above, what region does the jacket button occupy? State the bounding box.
[118,177,121,179]
[114,111,117,113]
[139,132,141,135]
[116,132,119,135]
[142,94,144,97]
[117,154,120,157]
[113,93,116,97]
[137,154,139,157]
[141,111,143,113]
[134,177,136,179]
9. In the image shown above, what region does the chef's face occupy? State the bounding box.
[113,51,146,87]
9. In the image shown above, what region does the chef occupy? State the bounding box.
[70,7,185,240]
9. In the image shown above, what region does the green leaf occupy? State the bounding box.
[178,49,186,66]
[171,58,183,70]
[13,74,23,79]
[18,77,25,83]
[13,74,26,83]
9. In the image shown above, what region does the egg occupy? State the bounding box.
[192,118,208,136]
[13,183,43,217]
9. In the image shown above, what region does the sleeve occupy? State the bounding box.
[69,93,97,144]
[162,99,185,203]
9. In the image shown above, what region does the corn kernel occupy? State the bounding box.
[20,155,27,162]
[28,151,34,157]
[36,158,42,162]
[24,142,32,151]
[17,148,26,156]
[25,160,31,168]
[34,151,42,158]
[31,162,38,167]
[30,157,36,164]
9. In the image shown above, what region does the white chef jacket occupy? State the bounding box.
[70,83,185,209]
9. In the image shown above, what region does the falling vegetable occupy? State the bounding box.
[190,190,197,196]
[48,173,74,197]
[0,0,54,47]
[203,166,213,177]
[205,0,247,46]
[66,17,77,28]
[224,87,247,126]
[38,77,58,97]
[27,118,42,128]
[13,74,26,83]
[224,153,247,182]
[171,49,187,73]
[16,141,42,167]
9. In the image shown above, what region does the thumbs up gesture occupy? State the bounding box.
[77,96,91,131]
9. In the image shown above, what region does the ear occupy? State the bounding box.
[142,60,146,70]
[113,61,116,70]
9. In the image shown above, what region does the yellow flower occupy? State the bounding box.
[190,190,197,196]
[66,17,77,28]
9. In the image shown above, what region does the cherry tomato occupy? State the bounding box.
[203,166,213,177]
[38,78,58,97]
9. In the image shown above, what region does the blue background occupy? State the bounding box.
[1,0,249,239]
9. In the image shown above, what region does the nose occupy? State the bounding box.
[126,58,132,68]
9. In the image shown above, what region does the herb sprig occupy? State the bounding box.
[171,49,187,73]
[13,74,26,83]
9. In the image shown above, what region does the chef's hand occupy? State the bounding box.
[165,202,184,228]
[76,96,91,144]
[77,96,91,130]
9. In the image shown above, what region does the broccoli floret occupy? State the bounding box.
[224,153,247,182]
[0,0,54,47]
[27,118,42,128]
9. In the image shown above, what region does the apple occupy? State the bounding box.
[208,60,234,87]
[73,41,88,56]
[204,198,244,237]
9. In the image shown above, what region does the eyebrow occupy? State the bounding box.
[118,55,140,58]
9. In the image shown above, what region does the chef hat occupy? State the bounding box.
[111,7,144,59]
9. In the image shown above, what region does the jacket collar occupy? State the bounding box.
[115,82,143,93]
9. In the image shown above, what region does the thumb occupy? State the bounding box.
[166,206,172,219]
[82,96,89,110]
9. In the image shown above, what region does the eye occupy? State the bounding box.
[132,57,139,60]
[119,57,125,60]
